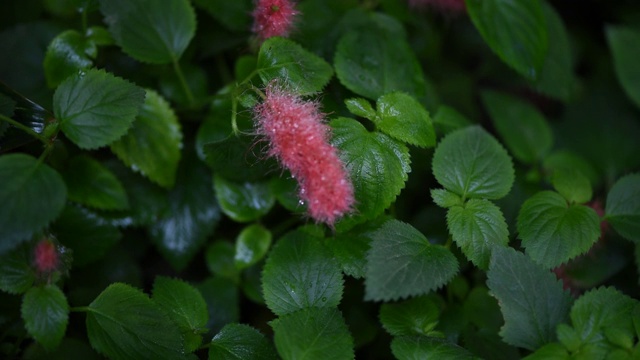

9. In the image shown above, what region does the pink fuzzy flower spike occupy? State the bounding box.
[34,239,59,273]
[252,0,299,41]
[254,83,355,226]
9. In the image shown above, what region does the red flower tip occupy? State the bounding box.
[408,0,466,13]
[34,239,59,273]
[252,0,299,40]
[253,83,355,226]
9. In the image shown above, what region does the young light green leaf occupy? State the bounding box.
[63,155,129,210]
[607,26,640,109]
[379,296,440,336]
[487,246,572,350]
[54,69,146,149]
[391,336,480,360]
[433,105,472,137]
[214,176,276,223]
[446,198,510,270]
[86,283,187,360]
[481,90,553,164]
[375,92,436,148]
[152,277,209,353]
[209,323,278,360]
[234,224,272,270]
[466,0,548,80]
[99,0,196,64]
[605,173,640,243]
[551,168,592,204]
[262,230,343,316]
[431,188,462,208]
[331,117,411,220]
[257,37,333,95]
[345,98,376,120]
[272,307,354,360]
[0,154,67,254]
[365,220,458,301]
[44,29,95,87]
[111,89,182,189]
[0,243,35,294]
[21,285,69,351]
[517,191,600,268]
[432,126,514,200]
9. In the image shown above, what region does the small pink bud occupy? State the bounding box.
[253,83,354,226]
[408,0,466,13]
[34,239,59,273]
[252,0,299,41]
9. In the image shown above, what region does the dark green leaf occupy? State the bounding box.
[542,151,600,189]
[447,198,509,269]
[86,283,186,360]
[197,277,239,334]
[465,0,548,80]
[517,191,600,268]
[214,176,275,223]
[375,92,436,148]
[607,26,640,109]
[206,241,239,281]
[551,168,592,204]
[152,277,208,352]
[54,68,145,149]
[487,246,572,350]
[272,307,354,360]
[99,0,196,64]
[234,224,272,270]
[0,243,35,294]
[149,154,220,271]
[209,323,277,360]
[522,343,570,360]
[21,285,69,351]
[391,336,480,360]
[325,222,375,279]
[481,90,553,164]
[63,155,129,210]
[22,337,102,360]
[111,89,182,189]
[345,98,376,120]
[431,188,462,208]
[379,296,440,336]
[432,126,514,200]
[193,0,252,32]
[270,175,304,213]
[331,117,410,220]
[432,105,472,137]
[257,37,334,95]
[365,220,458,301]
[262,230,343,316]
[44,29,94,87]
[0,154,67,254]
[605,173,640,243]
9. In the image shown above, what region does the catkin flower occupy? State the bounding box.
[408,0,466,13]
[252,0,299,41]
[34,239,59,273]
[253,83,354,226]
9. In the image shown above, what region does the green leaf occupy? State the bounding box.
[209,323,277,360]
[331,117,410,220]
[374,92,436,148]
[99,0,196,64]
[52,204,121,267]
[149,154,220,271]
[542,151,600,189]
[44,29,94,87]
[446,198,509,269]
[0,154,67,254]
[272,307,354,360]
[379,296,440,336]
[334,13,425,100]
[481,90,553,164]
[391,336,480,360]
[0,243,35,294]
[206,241,239,281]
[365,220,458,301]
[111,89,182,189]
[345,98,376,120]
[433,105,472,137]
[465,0,548,80]
[262,230,343,316]
[431,188,462,208]
[63,155,129,210]
[487,246,572,350]
[54,68,146,149]
[605,174,640,243]
[522,343,570,360]
[557,323,580,352]
[86,283,186,360]
[214,176,275,223]
[517,191,601,268]
[152,277,209,353]
[607,26,640,109]
[257,37,334,95]
[193,0,252,32]
[234,224,272,270]
[325,221,376,279]
[551,168,592,204]
[197,277,240,334]
[21,285,69,351]
[432,126,514,200]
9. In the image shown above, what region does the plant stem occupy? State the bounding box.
[0,114,48,144]
[70,306,90,313]
[172,59,195,106]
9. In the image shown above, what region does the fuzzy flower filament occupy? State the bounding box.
[254,84,354,226]
[252,0,299,40]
